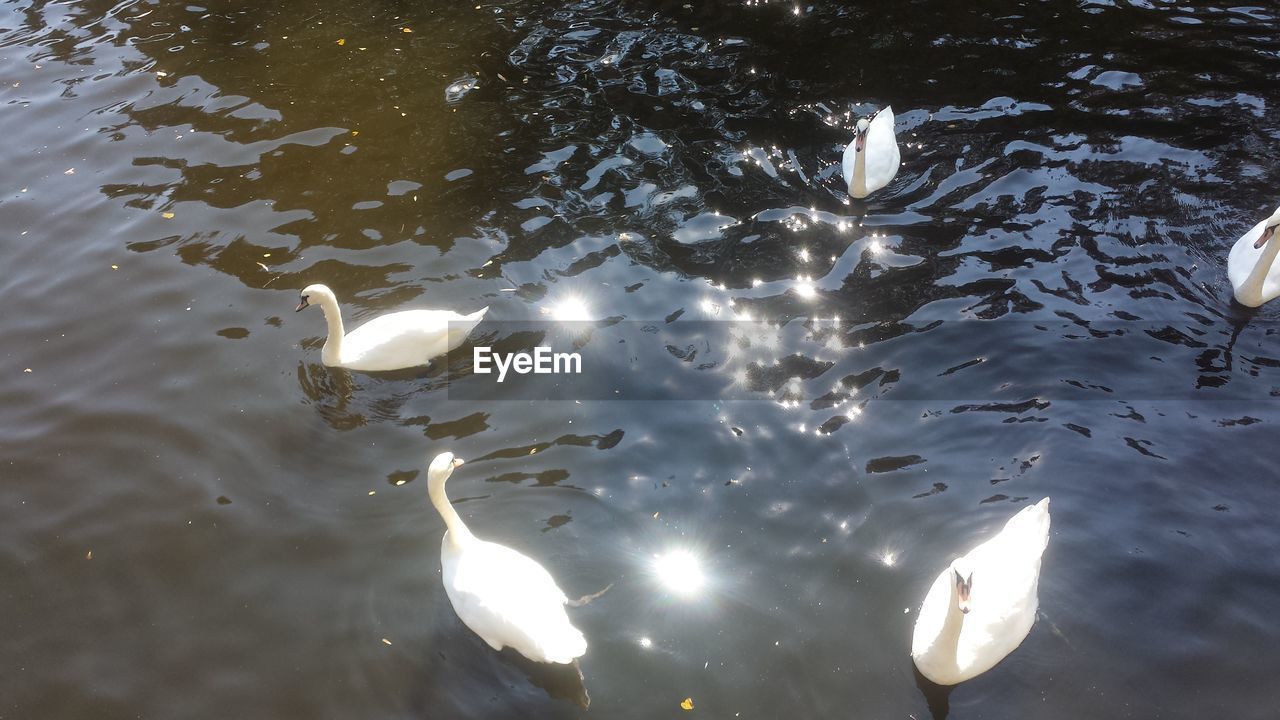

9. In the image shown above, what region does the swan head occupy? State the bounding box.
[1254,208,1280,249]
[950,557,974,615]
[854,117,871,153]
[427,451,465,486]
[296,284,336,313]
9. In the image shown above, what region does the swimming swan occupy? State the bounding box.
[295,284,487,371]
[1227,205,1280,307]
[911,497,1051,686]
[841,106,901,198]
[428,452,588,664]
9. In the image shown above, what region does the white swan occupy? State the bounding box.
[1227,205,1280,307]
[295,284,487,371]
[841,106,901,198]
[911,497,1051,685]
[428,452,588,664]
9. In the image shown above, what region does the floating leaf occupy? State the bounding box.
[381,638,392,645]
[402,27,413,33]
[162,212,175,219]
[336,38,346,46]
[680,697,694,711]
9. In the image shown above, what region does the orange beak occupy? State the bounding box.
[1254,224,1276,250]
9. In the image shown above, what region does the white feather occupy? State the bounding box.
[841,106,901,198]
[427,452,587,665]
[911,498,1050,685]
[297,284,487,371]
[1227,205,1280,307]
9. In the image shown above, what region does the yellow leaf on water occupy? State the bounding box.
[680,697,694,711]
[23,368,32,373]
[162,212,174,219]
[111,264,118,270]
[351,130,359,136]
[402,27,413,33]
[381,638,392,645]
[86,550,92,559]
[336,38,346,45]
[256,262,269,272]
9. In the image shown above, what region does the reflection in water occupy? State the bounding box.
[4,0,1280,719]
[548,295,594,322]
[913,665,955,720]
[651,549,707,598]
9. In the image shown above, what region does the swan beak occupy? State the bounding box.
[295,296,310,312]
[855,129,866,153]
[1254,224,1277,250]
[955,573,972,614]
[452,458,465,468]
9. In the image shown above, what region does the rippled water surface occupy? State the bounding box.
[4,1,1280,717]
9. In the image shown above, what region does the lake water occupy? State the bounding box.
[3,0,1280,718]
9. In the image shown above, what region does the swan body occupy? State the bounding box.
[296,284,487,371]
[841,106,901,198]
[911,497,1051,686]
[428,452,587,664]
[1227,206,1280,307]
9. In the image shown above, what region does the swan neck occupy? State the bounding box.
[853,142,868,197]
[936,577,966,655]
[318,296,345,365]
[1239,237,1280,306]
[428,475,473,548]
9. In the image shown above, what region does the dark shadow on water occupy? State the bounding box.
[502,650,591,709]
[913,665,954,720]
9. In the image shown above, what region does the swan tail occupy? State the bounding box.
[538,624,588,664]
[1009,497,1051,553]
[464,306,489,324]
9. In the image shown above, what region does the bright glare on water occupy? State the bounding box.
[652,550,707,597]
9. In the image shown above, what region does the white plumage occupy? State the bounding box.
[1227,205,1280,307]
[911,497,1051,686]
[427,452,587,664]
[841,106,901,198]
[295,284,487,371]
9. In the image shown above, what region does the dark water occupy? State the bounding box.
[4,0,1280,717]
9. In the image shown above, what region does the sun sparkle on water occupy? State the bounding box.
[652,549,706,596]
[550,295,592,322]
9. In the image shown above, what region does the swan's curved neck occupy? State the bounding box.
[852,142,868,197]
[1238,237,1280,307]
[428,475,474,550]
[925,577,966,670]
[316,296,345,365]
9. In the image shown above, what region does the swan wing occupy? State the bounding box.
[340,307,486,371]
[443,540,587,664]
[955,498,1050,674]
[863,106,901,193]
